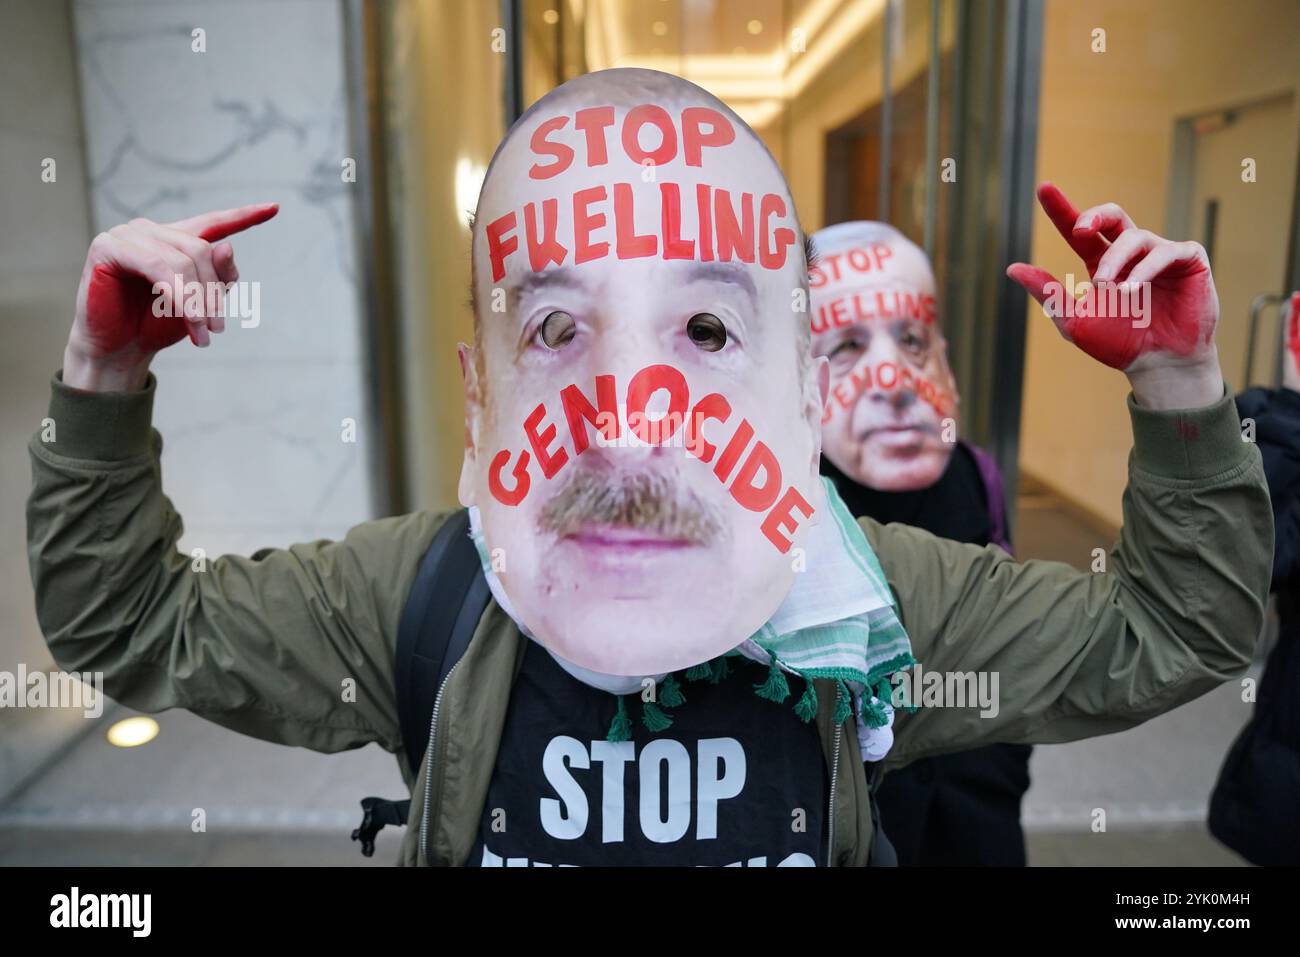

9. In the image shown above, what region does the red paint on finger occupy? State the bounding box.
[85,263,188,355]
[198,203,279,242]
[1006,263,1054,303]
[1037,183,1107,271]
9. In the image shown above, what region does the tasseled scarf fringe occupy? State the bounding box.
[605,657,899,741]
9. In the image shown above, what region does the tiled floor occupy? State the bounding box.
[0,477,1261,866]
[1015,475,1255,866]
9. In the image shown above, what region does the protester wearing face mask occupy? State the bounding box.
[29,68,1273,866]
[809,220,1030,866]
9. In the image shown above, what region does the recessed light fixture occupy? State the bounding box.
[653,20,668,36]
[747,19,763,35]
[543,8,558,25]
[107,716,159,748]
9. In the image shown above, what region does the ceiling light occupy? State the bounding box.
[653,20,668,36]
[107,716,159,748]
[543,9,559,25]
[747,19,763,35]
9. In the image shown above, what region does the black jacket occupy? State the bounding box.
[1209,387,1300,865]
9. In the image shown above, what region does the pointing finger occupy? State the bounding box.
[1006,262,1054,304]
[166,202,279,242]
[1007,262,1073,343]
[1037,183,1108,270]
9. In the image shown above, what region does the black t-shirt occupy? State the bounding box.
[820,443,993,546]
[470,641,829,867]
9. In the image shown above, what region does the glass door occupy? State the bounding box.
[510,0,1045,497]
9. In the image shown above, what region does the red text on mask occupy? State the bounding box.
[809,244,894,289]
[822,360,956,422]
[487,363,815,553]
[811,289,937,333]
[485,182,796,281]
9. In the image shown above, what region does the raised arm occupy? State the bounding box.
[28,207,440,754]
[879,184,1273,768]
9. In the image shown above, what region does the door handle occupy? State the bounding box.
[1244,293,1289,388]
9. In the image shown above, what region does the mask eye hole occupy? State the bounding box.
[898,325,931,361]
[828,333,866,365]
[538,310,576,350]
[686,313,727,352]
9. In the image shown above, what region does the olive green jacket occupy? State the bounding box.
[27,373,1272,865]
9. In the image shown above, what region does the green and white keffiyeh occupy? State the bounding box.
[468,475,915,761]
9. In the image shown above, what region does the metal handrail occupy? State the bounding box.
[1243,292,1289,388]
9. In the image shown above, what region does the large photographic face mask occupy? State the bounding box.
[809,223,960,492]
[461,72,822,676]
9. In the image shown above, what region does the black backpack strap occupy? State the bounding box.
[395,508,491,778]
[352,509,489,857]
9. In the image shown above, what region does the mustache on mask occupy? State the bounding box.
[538,465,726,545]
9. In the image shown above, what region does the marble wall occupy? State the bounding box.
[71,0,376,559]
[0,0,98,801]
[0,0,383,815]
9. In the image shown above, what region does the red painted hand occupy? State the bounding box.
[1006,184,1218,374]
[66,203,279,391]
[1285,290,1300,392]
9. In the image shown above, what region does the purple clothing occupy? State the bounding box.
[964,441,1013,555]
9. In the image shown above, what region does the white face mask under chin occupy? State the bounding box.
[466,505,663,694]
[467,481,847,695]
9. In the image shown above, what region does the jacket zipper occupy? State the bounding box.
[826,718,842,867]
[419,658,463,865]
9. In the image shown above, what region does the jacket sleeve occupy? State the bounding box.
[873,387,1273,770]
[26,372,449,754]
